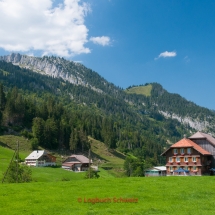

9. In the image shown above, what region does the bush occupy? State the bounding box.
[21,129,33,139]
[84,168,100,179]
[30,138,39,150]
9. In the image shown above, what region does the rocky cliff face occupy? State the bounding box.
[0,53,104,93]
[159,111,210,131]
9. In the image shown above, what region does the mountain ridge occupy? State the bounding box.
[0,53,114,95]
[0,53,214,136]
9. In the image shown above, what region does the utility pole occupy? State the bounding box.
[16,141,19,183]
[88,149,91,179]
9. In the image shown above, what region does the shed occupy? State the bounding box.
[62,154,92,171]
[145,166,166,177]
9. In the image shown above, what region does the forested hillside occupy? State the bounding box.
[0,55,214,168]
[126,84,215,133]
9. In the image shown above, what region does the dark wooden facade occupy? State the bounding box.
[189,139,215,168]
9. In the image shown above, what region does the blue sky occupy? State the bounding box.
[0,0,215,110]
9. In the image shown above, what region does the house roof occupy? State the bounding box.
[25,150,46,160]
[154,166,166,171]
[68,154,90,163]
[145,166,166,172]
[189,131,215,146]
[161,138,211,156]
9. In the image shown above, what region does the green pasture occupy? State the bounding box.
[90,137,125,177]
[1,142,215,215]
[0,177,215,215]
[125,85,152,97]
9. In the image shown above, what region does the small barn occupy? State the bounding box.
[25,150,56,167]
[62,154,91,171]
[145,166,166,177]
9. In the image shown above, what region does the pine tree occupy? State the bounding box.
[0,83,6,110]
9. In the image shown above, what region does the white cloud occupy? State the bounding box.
[155,51,177,60]
[90,36,111,46]
[0,0,110,57]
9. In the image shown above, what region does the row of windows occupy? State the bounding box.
[168,166,198,171]
[173,148,192,154]
[169,156,197,162]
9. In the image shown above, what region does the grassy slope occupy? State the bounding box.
[0,177,215,215]
[0,135,32,151]
[89,137,125,177]
[125,85,152,96]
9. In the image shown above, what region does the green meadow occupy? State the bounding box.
[0,177,215,215]
[1,139,215,215]
[125,85,152,97]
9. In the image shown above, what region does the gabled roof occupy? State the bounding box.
[25,150,47,160]
[170,138,195,148]
[69,154,90,163]
[189,131,215,146]
[161,138,211,156]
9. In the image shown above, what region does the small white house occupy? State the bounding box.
[145,166,166,177]
[25,150,56,167]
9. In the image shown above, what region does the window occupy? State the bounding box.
[176,157,180,163]
[184,166,188,170]
[192,157,196,162]
[173,149,178,154]
[193,166,197,170]
[169,157,173,162]
[187,148,191,154]
[180,148,184,154]
[184,157,188,162]
[170,166,173,171]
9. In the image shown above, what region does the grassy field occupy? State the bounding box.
[0,176,215,215]
[90,137,125,177]
[125,85,152,97]
[1,137,215,214]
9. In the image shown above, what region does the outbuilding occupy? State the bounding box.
[62,154,92,171]
[145,166,166,177]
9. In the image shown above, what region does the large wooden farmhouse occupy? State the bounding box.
[25,150,56,167]
[161,131,215,176]
[62,154,91,171]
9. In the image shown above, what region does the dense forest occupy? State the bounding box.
[0,57,214,168]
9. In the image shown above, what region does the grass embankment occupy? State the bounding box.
[0,177,215,215]
[125,85,152,97]
[89,137,125,177]
[0,135,32,151]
